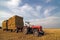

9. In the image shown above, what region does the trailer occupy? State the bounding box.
[8,15,24,32]
[2,20,8,31]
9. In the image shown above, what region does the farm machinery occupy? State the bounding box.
[2,15,44,36]
[23,22,44,36]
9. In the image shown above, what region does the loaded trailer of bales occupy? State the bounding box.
[2,20,8,31]
[8,15,24,32]
[2,15,24,33]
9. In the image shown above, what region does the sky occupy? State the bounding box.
[0,0,60,28]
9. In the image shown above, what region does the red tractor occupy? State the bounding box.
[23,22,44,36]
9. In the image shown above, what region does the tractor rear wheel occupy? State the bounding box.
[33,29,39,36]
[23,27,28,34]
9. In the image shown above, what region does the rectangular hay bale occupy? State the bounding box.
[2,20,8,29]
[8,15,24,29]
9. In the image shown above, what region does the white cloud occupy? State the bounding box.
[0,0,21,8]
[36,6,42,11]
[29,16,60,28]
[0,11,14,18]
[8,4,33,17]
[8,4,42,18]
[20,4,42,17]
[31,6,42,17]
[44,7,57,17]
[20,4,33,14]
[0,0,42,20]
[7,0,21,7]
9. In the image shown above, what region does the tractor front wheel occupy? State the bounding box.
[33,29,39,36]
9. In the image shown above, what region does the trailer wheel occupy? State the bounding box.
[3,29,5,31]
[33,29,39,36]
[23,27,28,34]
[11,29,13,32]
[16,30,18,33]
[16,29,19,33]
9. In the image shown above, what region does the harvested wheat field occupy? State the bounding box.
[0,29,60,40]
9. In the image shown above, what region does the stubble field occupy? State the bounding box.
[0,29,60,40]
